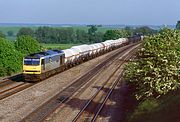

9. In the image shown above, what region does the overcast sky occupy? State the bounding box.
[0,0,179,25]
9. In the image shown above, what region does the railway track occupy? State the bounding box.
[21,43,140,122]
[0,74,23,87]
[0,74,31,100]
[72,45,136,122]
[0,82,34,100]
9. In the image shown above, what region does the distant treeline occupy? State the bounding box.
[35,26,104,44]
[0,25,157,44]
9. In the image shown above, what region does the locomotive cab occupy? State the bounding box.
[23,58,41,75]
[23,50,65,81]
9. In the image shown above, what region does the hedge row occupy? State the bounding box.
[0,36,40,76]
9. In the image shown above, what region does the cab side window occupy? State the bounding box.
[41,59,45,65]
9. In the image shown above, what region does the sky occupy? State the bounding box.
[0,0,179,25]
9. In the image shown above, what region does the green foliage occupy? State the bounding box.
[0,38,23,76]
[133,26,157,35]
[75,30,89,43]
[134,99,158,114]
[35,26,104,44]
[93,32,104,43]
[88,25,98,36]
[7,31,14,36]
[87,25,104,43]
[103,26,156,41]
[124,26,134,36]
[35,26,75,44]
[129,99,158,121]
[17,27,34,37]
[103,30,115,40]
[124,28,180,100]
[176,21,180,29]
[0,31,6,38]
[15,35,40,55]
[103,30,129,41]
[128,89,180,122]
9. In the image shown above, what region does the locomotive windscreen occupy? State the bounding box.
[24,59,40,65]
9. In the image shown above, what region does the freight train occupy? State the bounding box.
[23,35,143,81]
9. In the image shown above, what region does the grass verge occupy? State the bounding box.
[127,89,180,122]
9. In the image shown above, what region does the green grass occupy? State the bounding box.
[129,90,180,122]
[41,43,78,50]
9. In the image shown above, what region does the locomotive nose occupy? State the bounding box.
[23,65,41,74]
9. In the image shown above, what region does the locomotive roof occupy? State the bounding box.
[25,50,64,59]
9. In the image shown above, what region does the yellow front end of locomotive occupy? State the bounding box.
[23,65,41,74]
[23,58,42,75]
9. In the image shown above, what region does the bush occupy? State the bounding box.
[124,28,180,100]
[15,35,40,55]
[17,27,34,37]
[103,30,129,41]
[129,99,159,121]
[0,31,6,38]
[0,38,23,76]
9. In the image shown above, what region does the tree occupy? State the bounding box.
[88,25,98,36]
[93,32,104,43]
[15,35,40,55]
[35,26,49,43]
[76,30,89,43]
[35,26,77,44]
[0,38,22,76]
[88,25,102,43]
[176,21,180,29]
[97,25,102,27]
[17,27,34,37]
[124,26,134,36]
[103,30,116,40]
[133,26,157,35]
[7,31,14,37]
[124,28,180,100]
[0,31,6,38]
[103,30,129,41]
[35,26,103,44]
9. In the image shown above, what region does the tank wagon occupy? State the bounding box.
[23,36,143,81]
[62,49,77,66]
[71,45,92,61]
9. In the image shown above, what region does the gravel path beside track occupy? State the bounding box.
[95,80,128,122]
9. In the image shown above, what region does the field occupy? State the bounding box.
[41,43,79,50]
[0,26,38,41]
